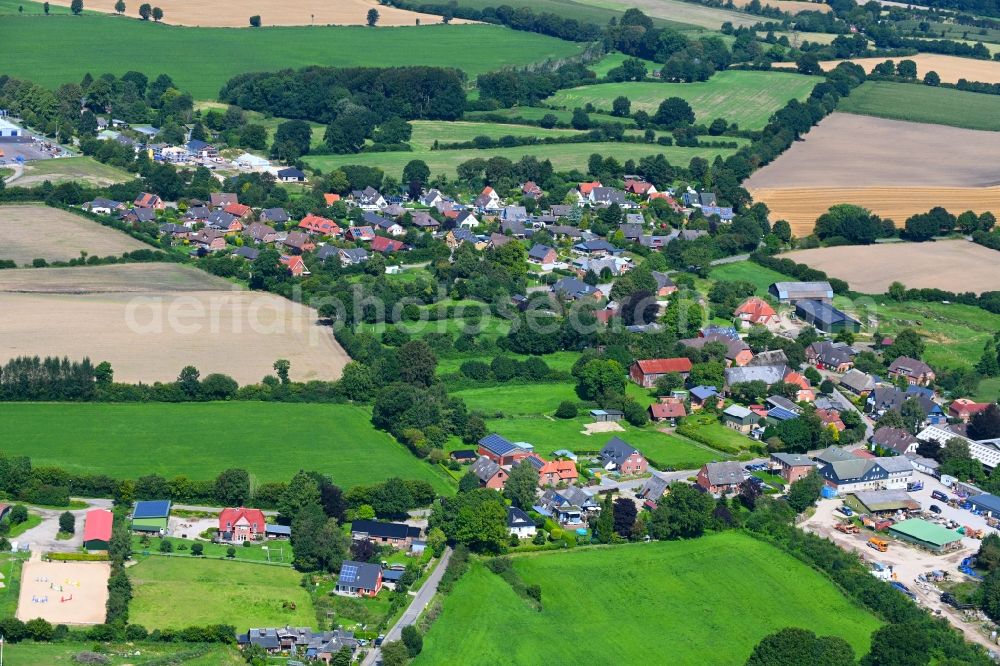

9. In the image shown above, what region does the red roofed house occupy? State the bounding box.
[629,358,693,388]
[649,398,686,422]
[950,399,991,422]
[134,192,165,210]
[371,236,405,254]
[624,179,657,196]
[281,255,310,277]
[577,181,602,196]
[816,408,845,431]
[219,507,266,543]
[783,371,815,403]
[224,203,253,220]
[734,297,779,328]
[83,509,114,551]
[299,214,341,237]
[522,181,543,198]
[323,193,341,206]
[538,460,578,487]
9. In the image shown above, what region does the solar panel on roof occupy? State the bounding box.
[340,565,358,583]
[133,500,170,519]
[479,433,517,456]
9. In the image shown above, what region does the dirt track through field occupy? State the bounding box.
[782,240,1000,293]
[0,264,349,384]
[0,205,152,265]
[44,0,473,26]
[750,186,1000,235]
[773,53,1000,84]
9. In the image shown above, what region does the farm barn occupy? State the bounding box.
[83,509,113,551]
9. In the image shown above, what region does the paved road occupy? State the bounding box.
[362,547,453,666]
[16,498,112,552]
[2,162,23,184]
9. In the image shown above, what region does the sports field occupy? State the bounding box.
[784,241,1000,294]
[129,557,315,629]
[45,0,469,26]
[15,156,134,188]
[0,263,350,384]
[415,533,881,665]
[306,142,737,179]
[837,81,1000,131]
[545,71,819,129]
[483,415,728,468]
[0,205,152,264]
[0,402,452,491]
[0,18,585,99]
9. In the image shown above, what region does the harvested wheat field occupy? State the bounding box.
[782,241,1000,293]
[732,0,830,12]
[0,205,152,265]
[751,186,1000,235]
[0,264,349,384]
[45,0,472,26]
[773,54,1000,84]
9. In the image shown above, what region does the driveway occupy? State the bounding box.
[15,498,111,553]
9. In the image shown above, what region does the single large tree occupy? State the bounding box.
[504,461,539,511]
[653,97,695,129]
[366,7,379,25]
[138,2,150,19]
[613,497,638,538]
[70,0,82,13]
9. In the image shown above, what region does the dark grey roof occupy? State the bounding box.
[207,210,237,229]
[599,437,640,466]
[651,271,674,290]
[232,247,260,260]
[472,456,502,482]
[528,244,554,261]
[795,300,859,329]
[337,560,382,590]
[507,506,534,529]
[872,427,918,454]
[277,167,306,179]
[351,520,420,540]
[552,277,597,300]
[888,356,934,378]
[260,208,289,222]
[703,461,745,487]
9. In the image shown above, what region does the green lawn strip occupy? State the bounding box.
[862,299,1000,370]
[0,642,245,665]
[545,71,821,130]
[409,120,586,150]
[837,81,1000,132]
[708,260,795,296]
[975,376,1000,402]
[304,142,736,180]
[415,533,881,665]
[0,552,28,617]
[587,52,661,78]
[465,106,634,127]
[437,351,580,376]
[18,156,135,186]
[0,19,584,99]
[678,414,758,455]
[129,556,315,629]
[451,382,579,415]
[7,512,43,538]
[752,470,786,489]
[482,415,723,469]
[131,535,295,565]
[0,403,452,492]
[445,0,702,30]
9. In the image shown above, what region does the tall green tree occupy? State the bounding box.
[504,461,539,510]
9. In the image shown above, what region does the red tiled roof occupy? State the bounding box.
[371,236,404,253]
[578,181,602,195]
[323,193,341,205]
[299,214,341,235]
[783,371,811,389]
[224,203,252,217]
[734,297,777,323]
[635,358,693,375]
[624,179,653,194]
[218,507,266,532]
[650,402,686,419]
[83,509,113,543]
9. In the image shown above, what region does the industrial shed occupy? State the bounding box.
[845,490,920,515]
[888,518,963,553]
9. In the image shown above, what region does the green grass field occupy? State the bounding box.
[132,535,295,565]
[587,52,661,78]
[452,382,580,415]
[482,415,728,468]
[0,552,27,617]
[306,141,736,179]
[0,403,452,491]
[129,556,315,629]
[0,17,585,99]
[437,350,580,376]
[837,81,1000,132]
[708,260,794,295]
[409,120,586,149]
[1,642,245,666]
[859,299,1000,370]
[416,533,881,665]
[446,0,703,30]
[17,156,134,187]
[545,71,820,130]
[680,413,757,454]
[975,376,1000,402]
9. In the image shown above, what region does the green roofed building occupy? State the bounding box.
[132,499,171,534]
[888,518,963,553]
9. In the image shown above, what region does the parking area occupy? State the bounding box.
[908,472,995,543]
[0,136,71,164]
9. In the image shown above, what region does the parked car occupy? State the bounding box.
[929,504,942,514]
[839,506,854,517]
[931,490,948,502]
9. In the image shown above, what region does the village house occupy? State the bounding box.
[455,211,480,229]
[351,186,387,211]
[888,356,936,386]
[134,192,165,209]
[795,300,861,334]
[259,208,289,224]
[839,369,877,396]
[535,486,599,525]
[363,212,405,236]
[159,223,189,239]
[629,358,693,388]
[184,205,211,224]
[478,433,534,466]
[338,248,370,266]
[551,277,602,301]
[521,181,543,198]
[323,193,341,206]
[207,210,243,234]
[237,627,358,661]
[419,189,444,207]
[817,408,845,431]
[651,271,677,298]
[335,560,382,597]
[538,459,578,487]
[299,214,341,237]
[218,507,266,543]
[689,385,721,411]
[473,186,501,211]
[806,340,855,372]
[723,364,789,392]
[371,236,405,254]
[636,475,670,507]
[350,519,421,548]
[186,139,218,160]
[189,228,226,251]
[819,457,913,494]
[950,398,991,422]
[680,333,754,367]
[783,370,816,403]
[508,506,537,538]
[84,198,125,215]
[410,211,439,231]
[282,231,315,254]
[232,247,260,261]
[649,398,686,422]
[769,452,816,483]
[573,239,621,256]
[734,297,779,328]
[471,456,508,490]
[346,226,376,242]
[624,178,657,196]
[280,255,309,277]
[871,426,919,456]
[586,187,629,208]
[597,437,647,475]
[722,404,758,434]
[210,193,239,208]
[276,167,306,183]
[245,222,277,244]
[697,461,746,496]
[528,244,558,269]
[867,385,944,424]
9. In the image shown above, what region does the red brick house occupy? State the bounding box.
[134,192,165,209]
[624,179,656,196]
[888,356,936,386]
[949,398,990,422]
[696,461,746,496]
[598,437,647,475]
[335,560,382,597]
[649,399,686,422]
[371,236,405,254]
[282,231,315,253]
[477,434,533,466]
[629,358,693,388]
[538,460,578,487]
[471,456,508,490]
[224,203,253,220]
[769,453,816,484]
[734,297,779,328]
[218,507,266,542]
[190,229,226,251]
